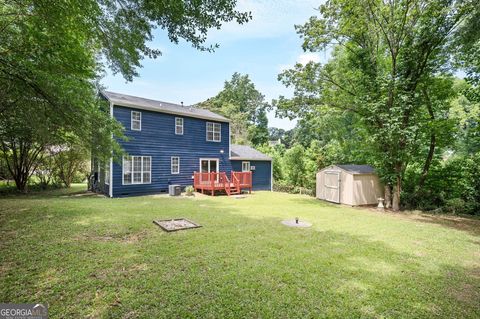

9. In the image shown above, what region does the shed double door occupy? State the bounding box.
[324,171,340,203]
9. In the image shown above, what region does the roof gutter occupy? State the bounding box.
[102,94,230,123]
[229,157,272,161]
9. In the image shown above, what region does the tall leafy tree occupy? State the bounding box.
[248,108,269,146]
[256,144,284,181]
[198,72,269,145]
[283,144,306,187]
[453,18,480,155]
[268,127,286,142]
[276,0,478,210]
[455,2,480,101]
[0,0,250,191]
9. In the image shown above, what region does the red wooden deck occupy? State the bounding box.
[193,171,252,196]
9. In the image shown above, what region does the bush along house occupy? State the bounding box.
[93,91,272,197]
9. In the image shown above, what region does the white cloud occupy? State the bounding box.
[278,52,321,72]
[297,52,320,65]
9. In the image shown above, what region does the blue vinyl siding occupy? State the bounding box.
[231,160,272,191]
[112,105,231,197]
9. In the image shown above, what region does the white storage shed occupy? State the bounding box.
[316,165,383,206]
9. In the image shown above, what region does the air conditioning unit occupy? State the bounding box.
[250,166,256,170]
[169,184,181,196]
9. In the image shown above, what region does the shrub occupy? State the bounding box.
[293,186,315,196]
[185,185,194,196]
[283,144,306,187]
[54,147,89,187]
[445,198,465,214]
[402,152,480,215]
[34,155,58,189]
[273,180,314,196]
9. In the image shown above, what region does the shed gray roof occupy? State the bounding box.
[101,91,229,122]
[336,165,375,174]
[230,144,272,161]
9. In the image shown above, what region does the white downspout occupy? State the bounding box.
[109,101,113,198]
[270,158,273,191]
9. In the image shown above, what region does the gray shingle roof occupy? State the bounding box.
[230,144,272,161]
[101,91,229,122]
[336,164,375,174]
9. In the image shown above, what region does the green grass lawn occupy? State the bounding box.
[1,185,479,318]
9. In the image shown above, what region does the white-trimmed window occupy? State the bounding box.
[105,162,110,185]
[131,111,141,131]
[123,156,151,184]
[142,157,151,183]
[242,161,251,172]
[171,157,180,174]
[206,122,221,142]
[175,117,184,135]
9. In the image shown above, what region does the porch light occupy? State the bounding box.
[220,149,224,154]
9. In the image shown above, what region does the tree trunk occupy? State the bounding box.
[87,172,93,191]
[384,185,392,209]
[1,140,44,193]
[418,133,435,189]
[392,176,401,211]
[14,174,28,192]
[417,87,436,191]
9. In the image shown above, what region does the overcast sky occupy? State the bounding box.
[102,0,327,130]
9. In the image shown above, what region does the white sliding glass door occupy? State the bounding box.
[200,158,219,173]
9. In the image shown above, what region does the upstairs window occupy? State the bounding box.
[175,117,184,135]
[206,122,221,142]
[131,111,141,131]
[123,156,151,184]
[242,161,251,172]
[171,156,180,174]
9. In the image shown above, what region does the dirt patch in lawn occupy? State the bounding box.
[358,206,480,237]
[75,230,148,243]
[121,231,148,243]
[90,263,149,282]
[61,191,106,198]
[450,282,479,306]
[0,261,16,276]
[408,214,480,236]
[447,266,480,308]
[469,267,480,280]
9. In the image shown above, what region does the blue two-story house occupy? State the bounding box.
[95,91,272,197]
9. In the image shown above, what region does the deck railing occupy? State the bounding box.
[231,172,240,192]
[193,172,223,187]
[231,171,252,187]
[193,171,252,196]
